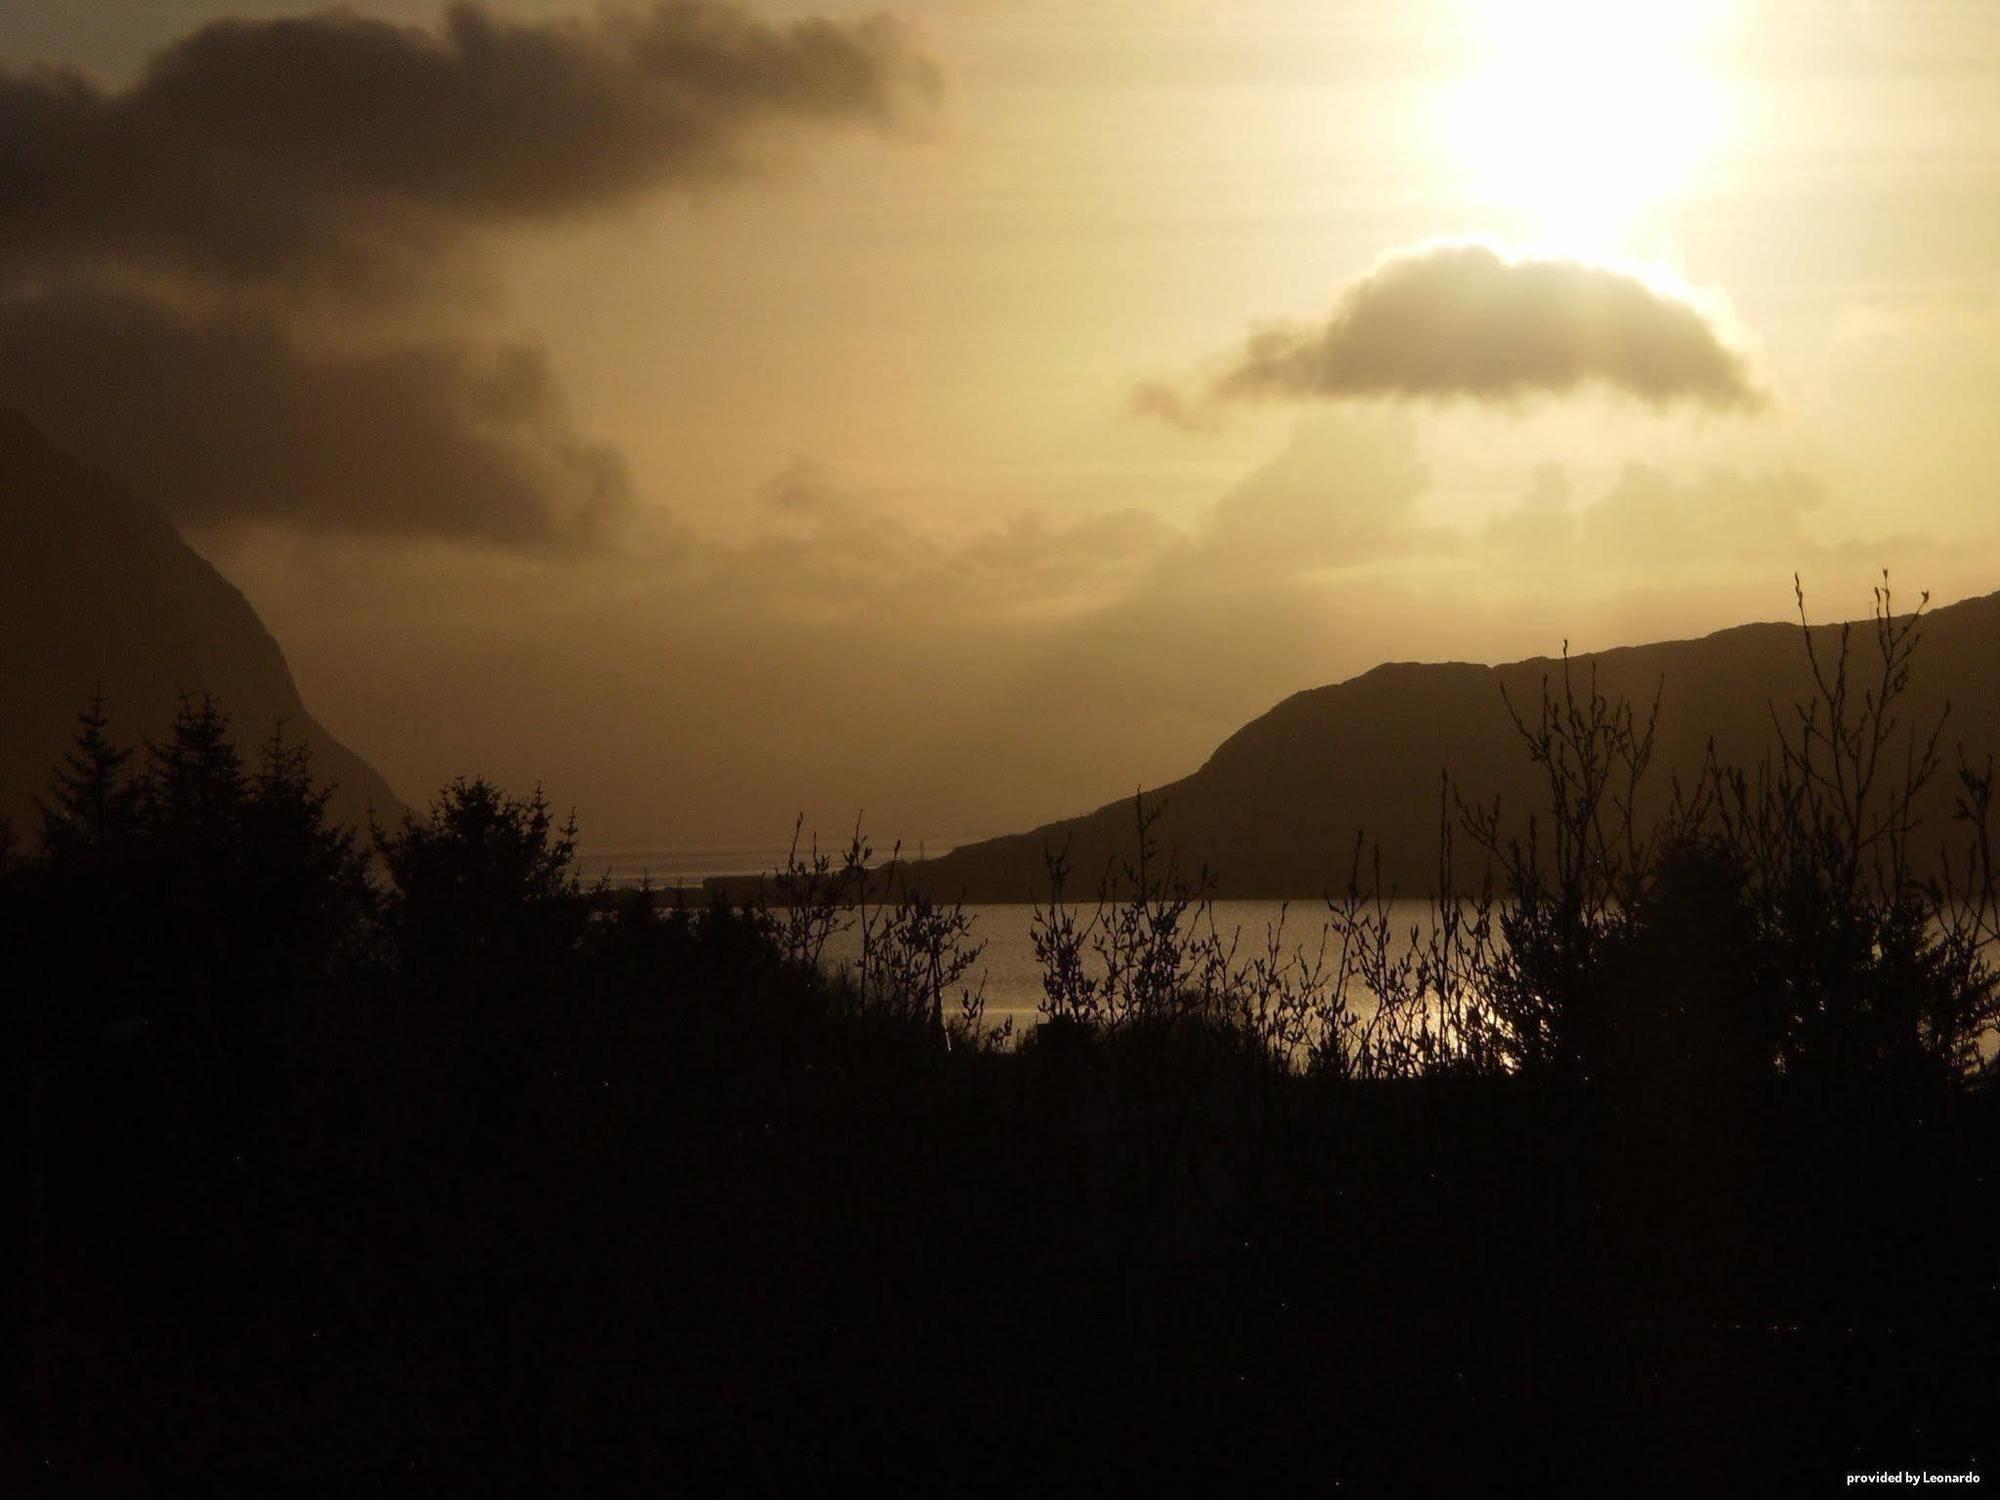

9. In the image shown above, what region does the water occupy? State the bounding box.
[576,843,809,890]
[580,838,1449,1027]
[816,898,1441,1027]
[588,864,2000,1052]
[577,836,996,892]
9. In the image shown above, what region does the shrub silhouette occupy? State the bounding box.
[1409,576,2000,1095]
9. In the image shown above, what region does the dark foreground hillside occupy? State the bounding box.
[8,901,1996,1491]
[5,630,1997,1492]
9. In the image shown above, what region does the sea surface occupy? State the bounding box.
[579,845,1450,1024]
[576,842,839,889]
[577,838,992,891]
[582,848,1999,1043]
[816,898,1435,1025]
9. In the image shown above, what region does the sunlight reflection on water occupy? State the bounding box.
[817,899,1444,1024]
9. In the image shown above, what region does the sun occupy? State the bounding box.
[1443,0,1734,253]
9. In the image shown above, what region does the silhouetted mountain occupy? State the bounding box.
[908,587,2000,899]
[0,407,402,836]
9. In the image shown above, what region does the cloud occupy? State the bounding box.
[1579,464,1819,566]
[1188,409,1451,578]
[0,2,939,301]
[1127,379,1221,434]
[0,287,630,546]
[713,456,1174,623]
[0,3,938,545]
[760,455,854,518]
[1483,464,1576,556]
[951,506,1176,608]
[1475,461,1832,585]
[1142,239,1768,426]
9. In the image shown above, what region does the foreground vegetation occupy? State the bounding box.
[4,580,1997,1491]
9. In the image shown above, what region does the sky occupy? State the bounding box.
[4,0,1998,852]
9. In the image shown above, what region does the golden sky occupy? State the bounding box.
[4,0,1997,849]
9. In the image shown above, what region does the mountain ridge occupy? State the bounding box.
[893,587,2000,901]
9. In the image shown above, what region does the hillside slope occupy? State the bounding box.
[0,408,403,838]
[907,586,2000,900]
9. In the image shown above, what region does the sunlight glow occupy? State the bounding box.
[1445,0,1735,252]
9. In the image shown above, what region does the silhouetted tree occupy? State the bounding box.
[239,721,376,984]
[15,694,384,1360]
[142,692,247,875]
[375,776,585,990]
[37,692,142,873]
[372,777,590,1153]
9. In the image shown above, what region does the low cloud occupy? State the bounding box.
[1143,239,1767,427]
[210,416,1988,854]
[1128,379,1221,434]
[715,457,1174,622]
[1580,464,1819,566]
[1187,409,1450,578]
[760,455,855,519]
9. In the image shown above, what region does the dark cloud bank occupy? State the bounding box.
[0,1,937,294]
[0,287,630,544]
[0,2,938,544]
[1142,239,1768,428]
